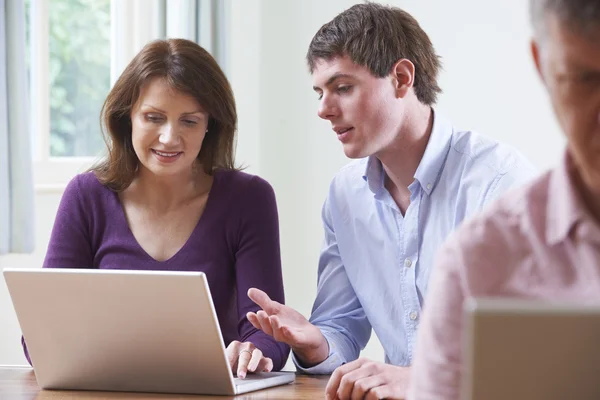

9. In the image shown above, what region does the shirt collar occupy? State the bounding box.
[363,156,385,195]
[361,109,453,196]
[546,151,587,245]
[413,109,453,195]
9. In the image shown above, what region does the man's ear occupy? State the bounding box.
[531,39,547,86]
[391,59,415,99]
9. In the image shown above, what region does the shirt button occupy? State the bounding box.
[404,259,412,268]
[427,183,432,190]
[409,311,418,321]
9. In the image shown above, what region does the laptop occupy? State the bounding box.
[461,297,600,400]
[3,268,295,395]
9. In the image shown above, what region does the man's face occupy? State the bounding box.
[311,56,404,159]
[533,15,600,193]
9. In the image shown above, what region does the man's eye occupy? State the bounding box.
[579,73,600,83]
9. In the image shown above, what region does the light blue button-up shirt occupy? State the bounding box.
[295,112,538,374]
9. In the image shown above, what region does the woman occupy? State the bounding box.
[23,38,289,377]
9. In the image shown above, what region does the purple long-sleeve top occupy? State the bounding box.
[23,169,290,370]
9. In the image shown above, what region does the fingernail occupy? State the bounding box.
[239,372,246,379]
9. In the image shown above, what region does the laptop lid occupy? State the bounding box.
[461,297,600,400]
[3,268,293,395]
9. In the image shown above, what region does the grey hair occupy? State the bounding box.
[530,0,600,36]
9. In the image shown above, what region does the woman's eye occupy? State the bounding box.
[146,115,164,123]
[337,86,351,93]
[182,120,198,126]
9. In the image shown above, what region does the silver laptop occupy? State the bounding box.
[462,297,600,400]
[3,268,294,395]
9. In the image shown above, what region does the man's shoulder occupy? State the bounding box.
[334,158,369,180]
[326,158,371,199]
[449,169,551,259]
[449,129,536,176]
[321,159,374,219]
[433,169,552,295]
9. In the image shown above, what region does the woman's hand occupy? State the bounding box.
[226,340,273,379]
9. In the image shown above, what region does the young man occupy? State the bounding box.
[409,1,600,399]
[248,3,537,399]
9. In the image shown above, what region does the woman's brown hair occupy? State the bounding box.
[93,38,237,191]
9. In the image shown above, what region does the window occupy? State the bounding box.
[47,0,111,157]
[26,0,111,187]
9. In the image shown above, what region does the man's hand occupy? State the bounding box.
[247,288,329,366]
[326,358,410,400]
[226,341,273,379]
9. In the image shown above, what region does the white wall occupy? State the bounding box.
[0,191,61,365]
[0,0,564,366]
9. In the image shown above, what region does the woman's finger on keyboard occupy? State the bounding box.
[236,344,255,379]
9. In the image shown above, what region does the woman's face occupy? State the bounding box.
[130,77,209,179]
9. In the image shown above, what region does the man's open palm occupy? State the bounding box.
[247,288,328,365]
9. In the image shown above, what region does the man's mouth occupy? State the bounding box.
[334,127,353,135]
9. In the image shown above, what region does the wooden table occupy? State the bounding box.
[0,366,329,399]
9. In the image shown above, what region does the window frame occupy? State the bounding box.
[29,0,109,189]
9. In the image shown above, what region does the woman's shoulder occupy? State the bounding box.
[211,169,278,220]
[63,171,115,204]
[65,171,107,191]
[214,169,275,197]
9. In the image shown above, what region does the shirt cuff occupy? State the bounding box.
[292,332,345,374]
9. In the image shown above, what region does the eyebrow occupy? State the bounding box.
[313,73,354,91]
[142,104,205,115]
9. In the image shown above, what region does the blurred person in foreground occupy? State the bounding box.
[410,1,600,398]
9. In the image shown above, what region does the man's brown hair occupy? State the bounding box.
[306,2,442,105]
